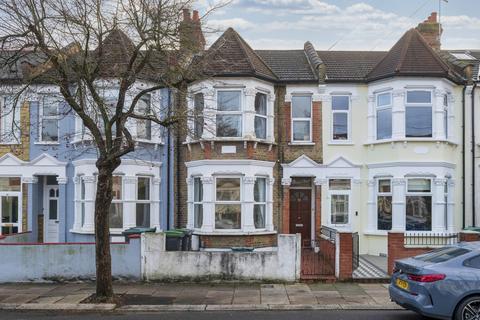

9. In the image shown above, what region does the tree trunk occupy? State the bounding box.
[94,160,119,301]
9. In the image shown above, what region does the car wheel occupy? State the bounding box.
[455,296,480,320]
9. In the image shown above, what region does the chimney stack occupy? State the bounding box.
[179,8,205,53]
[183,9,191,21]
[416,12,442,50]
[192,10,200,21]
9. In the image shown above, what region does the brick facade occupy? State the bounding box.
[338,232,354,280]
[199,233,277,249]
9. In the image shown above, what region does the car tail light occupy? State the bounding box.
[407,274,446,282]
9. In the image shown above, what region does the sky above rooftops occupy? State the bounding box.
[198,0,480,51]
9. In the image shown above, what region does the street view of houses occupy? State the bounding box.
[0,0,479,319]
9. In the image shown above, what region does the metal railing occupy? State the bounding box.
[321,226,337,243]
[404,232,459,246]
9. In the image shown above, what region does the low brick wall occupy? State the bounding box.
[199,233,277,249]
[336,232,353,280]
[460,232,480,242]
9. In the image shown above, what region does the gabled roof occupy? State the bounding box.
[367,28,462,83]
[201,28,277,81]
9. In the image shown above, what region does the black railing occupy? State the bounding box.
[321,226,337,243]
[352,232,359,271]
[404,232,459,246]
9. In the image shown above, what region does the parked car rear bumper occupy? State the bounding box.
[389,284,449,320]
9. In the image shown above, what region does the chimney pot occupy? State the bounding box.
[183,9,191,21]
[192,10,200,21]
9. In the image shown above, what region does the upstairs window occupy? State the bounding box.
[443,94,449,139]
[291,95,312,142]
[255,93,267,139]
[405,90,432,138]
[376,92,392,140]
[40,96,60,143]
[0,96,21,144]
[137,95,152,140]
[216,90,242,137]
[331,95,350,141]
[193,93,204,139]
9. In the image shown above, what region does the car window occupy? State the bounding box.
[464,255,480,269]
[414,247,471,263]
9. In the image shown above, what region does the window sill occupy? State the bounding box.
[0,142,21,146]
[34,142,60,146]
[328,141,354,146]
[192,230,277,236]
[288,142,315,146]
[70,228,128,235]
[183,138,276,145]
[364,139,458,146]
[135,139,164,145]
[363,230,388,236]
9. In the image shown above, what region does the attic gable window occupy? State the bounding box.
[405,90,432,138]
[216,90,242,137]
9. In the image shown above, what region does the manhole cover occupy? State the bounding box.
[123,294,175,305]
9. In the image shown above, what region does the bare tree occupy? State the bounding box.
[0,0,225,301]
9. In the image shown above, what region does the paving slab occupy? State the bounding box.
[56,293,91,304]
[260,285,289,305]
[204,290,234,305]
[233,289,260,304]
[30,296,64,304]
[1,294,38,304]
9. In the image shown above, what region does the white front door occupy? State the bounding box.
[44,185,59,243]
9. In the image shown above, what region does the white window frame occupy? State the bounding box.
[135,176,152,228]
[39,95,60,144]
[216,89,243,138]
[375,91,392,140]
[254,92,268,140]
[405,177,433,232]
[327,178,352,227]
[0,95,21,145]
[331,95,351,143]
[192,176,203,229]
[405,90,433,139]
[443,93,449,140]
[214,175,243,230]
[291,94,312,143]
[253,176,267,230]
[376,178,392,231]
[136,94,152,141]
[0,177,22,235]
[109,175,124,231]
[193,92,205,140]
[79,177,86,228]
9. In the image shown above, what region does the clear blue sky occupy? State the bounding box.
[198,0,480,51]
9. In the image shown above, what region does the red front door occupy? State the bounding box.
[290,189,312,244]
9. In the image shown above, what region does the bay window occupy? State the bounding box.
[0,177,21,235]
[80,178,86,228]
[405,90,432,138]
[329,179,351,225]
[137,95,152,140]
[215,177,241,229]
[291,95,312,142]
[443,94,449,139]
[193,177,203,229]
[377,179,392,230]
[255,93,267,139]
[193,93,204,139]
[254,177,266,229]
[331,95,350,141]
[216,90,242,137]
[406,178,432,231]
[136,177,151,228]
[376,92,392,140]
[109,176,123,229]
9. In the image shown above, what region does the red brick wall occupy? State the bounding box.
[338,232,353,280]
[282,186,290,234]
[387,232,432,275]
[312,101,322,144]
[460,232,480,242]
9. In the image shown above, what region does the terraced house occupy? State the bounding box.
[179,12,477,261]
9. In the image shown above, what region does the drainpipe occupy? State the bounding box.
[166,90,172,230]
[472,82,477,227]
[463,85,467,229]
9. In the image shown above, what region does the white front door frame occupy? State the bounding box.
[43,180,60,243]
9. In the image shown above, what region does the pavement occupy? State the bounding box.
[0,282,402,312]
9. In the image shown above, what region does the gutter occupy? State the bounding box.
[472,82,478,227]
[463,85,467,229]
